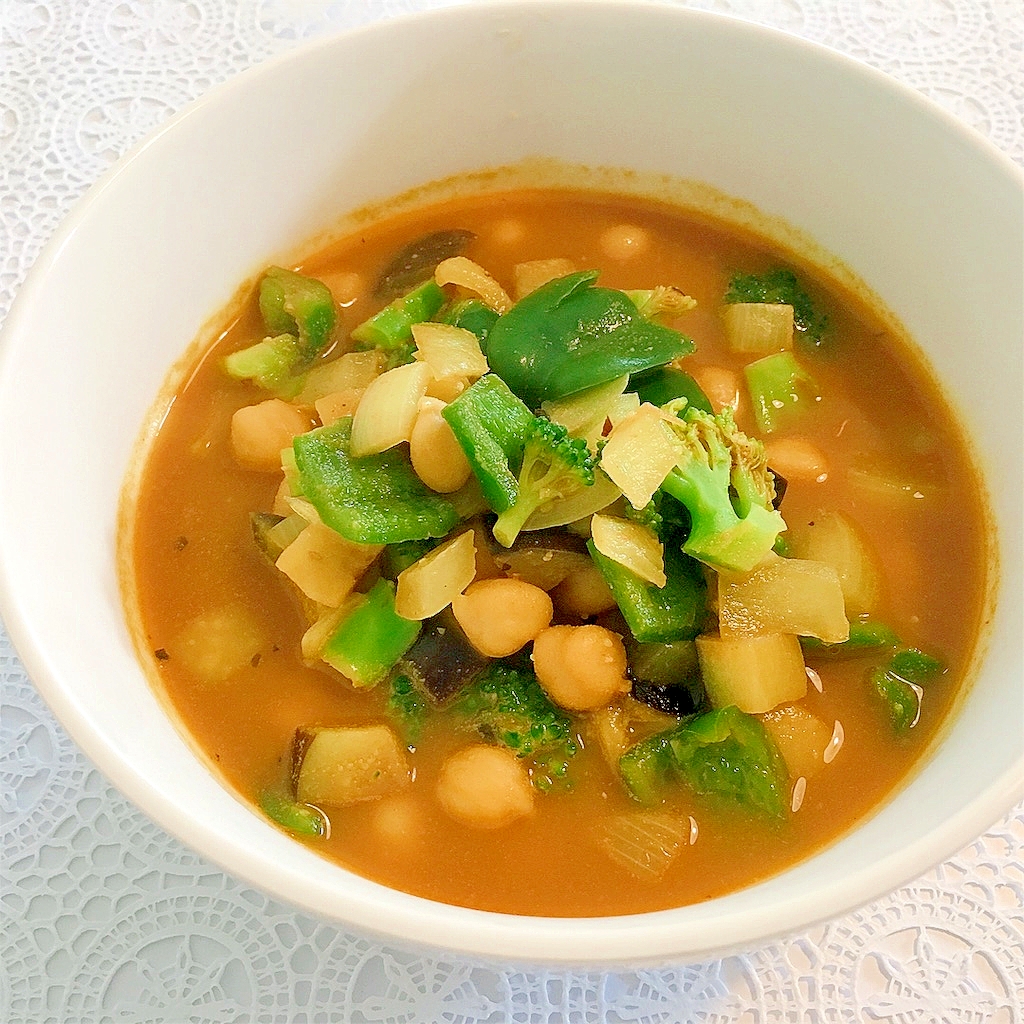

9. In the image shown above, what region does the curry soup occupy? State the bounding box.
[129,188,987,917]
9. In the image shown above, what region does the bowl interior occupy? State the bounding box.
[0,0,1020,966]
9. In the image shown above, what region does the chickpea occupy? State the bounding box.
[552,563,618,619]
[690,365,740,413]
[531,624,631,711]
[451,577,553,657]
[600,223,650,261]
[436,744,534,829]
[764,437,829,483]
[409,397,472,493]
[230,398,309,472]
[488,218,526,248]
[371,794,425,849]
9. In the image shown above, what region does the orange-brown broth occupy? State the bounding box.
[131,190,987,916]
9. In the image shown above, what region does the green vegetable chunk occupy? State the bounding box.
[744,350,820,434]
[258,789,328,838]
[292,418,458,544]
[670,706,789,817]
[802,617,902,658]
[350,279,446,366]
[452,662,579,791]
[492,417,596,548]
[620,706,788,818]
[225,266,337,395]
[618,728,679,806]
[588,541,706,643]
[320,579,421,688]
[724,268,827,349]
[442,374,535,513]
[868,646,946,733]
[259,265,337,356]
[486,271,694,407]
[659,405,786,572]
[631,366,713,413]
[387,674,432,745]
[441,297,500,348]
[223,332,306,396]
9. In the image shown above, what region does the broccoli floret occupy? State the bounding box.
[619,705,788,818]
[451,662,579,791]
[659,405,786,573]
[386,674,432,746]
[491,416,595,548]
[724,268,827,349]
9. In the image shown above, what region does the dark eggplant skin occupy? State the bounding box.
[629,679,700,717]
[770,469,788,510]
[373,229,476,301]
[398,618,490,703]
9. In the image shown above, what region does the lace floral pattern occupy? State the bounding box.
[2,1,1022,1020]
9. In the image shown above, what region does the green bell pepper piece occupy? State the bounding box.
[259,266,336,356]
[631,366,713,414]
[258,788,328,837]
[587,541,706,643]
[441,297,499,349]
[485,271,694,407]
[442,374,534,513]
[320,579,421,688]
[668,705,789,818]
[292,418,458,544]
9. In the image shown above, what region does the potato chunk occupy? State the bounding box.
[761,704,832,779]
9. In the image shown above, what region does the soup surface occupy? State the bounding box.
[129,188,987,916]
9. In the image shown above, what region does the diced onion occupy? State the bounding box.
[599,403,683,510]
[349,361,431,457]
[412,322,488,382]
[435,256,512,313]
[598,812,689,882]
[590,514,666,587]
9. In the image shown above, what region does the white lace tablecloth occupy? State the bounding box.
[2,1,1022,1020]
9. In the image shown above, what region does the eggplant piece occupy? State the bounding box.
[373,228,477,301]
[630,680,700,718]
[490,528,591,591]
[291,724,410,806]
[251,511,286,562]
[628,639,703,717]
[770,469,788,510]
[397,617,490,702]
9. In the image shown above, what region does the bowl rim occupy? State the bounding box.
[1,0,1021,967]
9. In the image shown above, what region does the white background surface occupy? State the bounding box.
[2,1,1022,1020]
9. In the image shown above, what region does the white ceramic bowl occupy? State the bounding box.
[0,1,1021,967]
